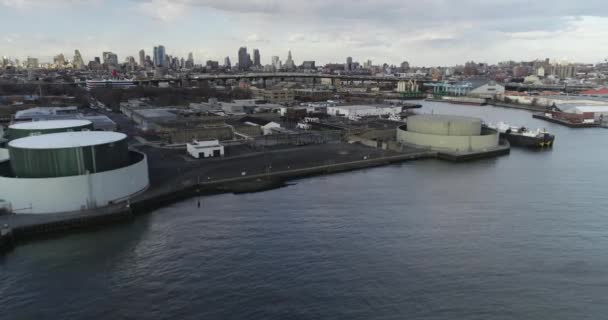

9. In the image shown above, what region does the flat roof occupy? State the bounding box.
[569,106,608,112]
[9,131,126,150]
[412,114,481,122]
[9,119,92,130]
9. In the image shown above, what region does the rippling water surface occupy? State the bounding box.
[2,101,608,319]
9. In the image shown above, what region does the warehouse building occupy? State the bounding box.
[0,131,149,214]
[327,105,403,118]
[397,115,500,152]
[240,116,281,135]
[564,105,608,122]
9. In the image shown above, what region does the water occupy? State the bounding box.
[2,101,608,319]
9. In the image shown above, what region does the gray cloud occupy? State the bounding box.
[3,0,608,65]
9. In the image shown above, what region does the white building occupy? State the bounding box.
[468,81,505,98]
[565,105,608,121]
[327,105,403,118]
[187,140,225,159]
[241,116,281,135]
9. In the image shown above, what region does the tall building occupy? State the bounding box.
[302,61,315,70]
[102,52,118,66]
[284,50,295,70]
[253,49,261,67]
[139,49,145,67]
[224,56,231,69]
[271,56,281,70]
[153,45,166,67]
[26,57,38,69]
[53,54,66,68]
[73,50,85,70]
[553,63,575,79]
[345,57,353,72]
[206,60,219,70]
[238,47,250,71]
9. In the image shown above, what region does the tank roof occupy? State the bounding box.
[9,131,127,150]
[9,119,92,130]
[410,114,481,122]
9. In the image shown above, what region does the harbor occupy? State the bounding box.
[3,100,607,320]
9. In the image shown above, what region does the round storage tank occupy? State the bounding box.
[8,131,129,178]
[8,120,93,141]
[407,115,481,136]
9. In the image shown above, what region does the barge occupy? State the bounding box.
[487,122,555,148]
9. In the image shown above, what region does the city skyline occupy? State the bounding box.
[2,0,608,65]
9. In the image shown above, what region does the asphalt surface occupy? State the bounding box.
[139,143,417,189]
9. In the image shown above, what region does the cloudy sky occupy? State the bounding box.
[1,0,608,66]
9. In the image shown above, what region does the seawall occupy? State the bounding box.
[0,150,437,253]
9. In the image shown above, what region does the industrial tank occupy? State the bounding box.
[8,131,129,178]
[8,120,93,141]
[407,115,482,136]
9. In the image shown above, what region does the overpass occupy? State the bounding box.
[132,73,433,88]
[505,82,596,93]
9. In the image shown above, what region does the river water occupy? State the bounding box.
[2,101,608,319]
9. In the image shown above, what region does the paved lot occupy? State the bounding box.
[139,142,417,188]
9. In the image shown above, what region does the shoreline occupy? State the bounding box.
[0,149,439,253]
[425,97,548,112]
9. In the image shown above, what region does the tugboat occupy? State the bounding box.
[487,122,555,148]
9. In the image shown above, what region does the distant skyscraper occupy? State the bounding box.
[224,56,232,68]
[53,53,66,68]
[73,50,85,70]
[185,52,194,69]
[285,50,295,70]
[153,46,157,66]
[102,52,118,66]
[26,57,38,69]
[271,56,281,70]
[153,45,166,67]
[139,49,145,67]
[345,57,353,72]
[238,47,250,71]
[302,61,315,70]
[253,49,261,67]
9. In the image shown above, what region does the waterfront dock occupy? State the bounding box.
[532,113,601,128]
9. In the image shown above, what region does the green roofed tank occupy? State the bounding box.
[8,131,129,178]
[7,120,94,141]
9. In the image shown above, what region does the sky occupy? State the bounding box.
[1,0,608,66]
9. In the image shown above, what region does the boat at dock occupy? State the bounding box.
[486,122,555,148]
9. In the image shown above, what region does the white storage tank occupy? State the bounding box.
[407,114,482,136]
